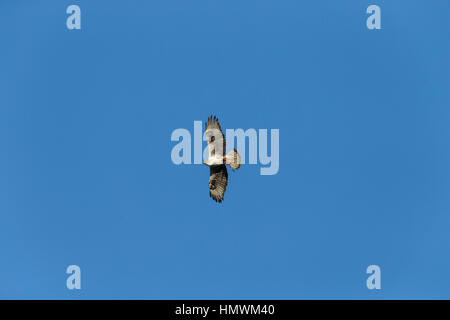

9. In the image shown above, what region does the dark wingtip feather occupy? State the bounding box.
[206,115,221,130]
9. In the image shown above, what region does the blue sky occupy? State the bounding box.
[1,0,450,299]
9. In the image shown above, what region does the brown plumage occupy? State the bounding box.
[204,115,241,203]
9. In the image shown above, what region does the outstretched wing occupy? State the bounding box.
[209,165,228,203]
[205,115,226,158]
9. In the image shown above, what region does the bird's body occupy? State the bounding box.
[204,154,225,166]
[203,116,241,202]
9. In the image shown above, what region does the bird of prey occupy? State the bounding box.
[203,116,241,203]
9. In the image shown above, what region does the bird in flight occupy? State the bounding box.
[203,116,241,203]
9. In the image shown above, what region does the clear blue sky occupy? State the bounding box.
[1,0,450,299]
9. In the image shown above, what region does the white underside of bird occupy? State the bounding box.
[203,155,225,166]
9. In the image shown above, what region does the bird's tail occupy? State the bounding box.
[225,149,241,170]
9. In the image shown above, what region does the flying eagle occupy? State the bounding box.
[203,116,241,203]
